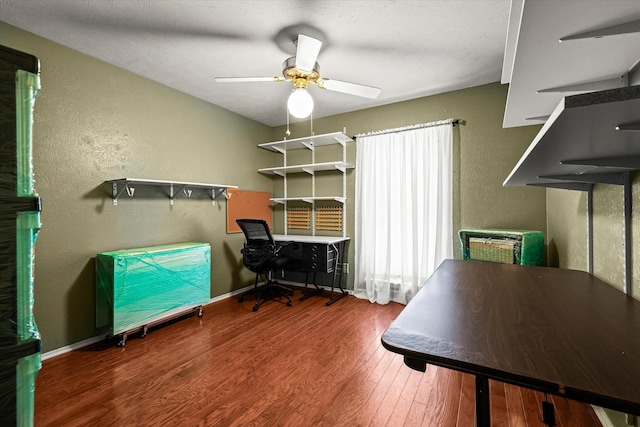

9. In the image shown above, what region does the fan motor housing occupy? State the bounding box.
[282,56,320,83]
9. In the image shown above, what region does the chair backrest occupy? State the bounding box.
[236,219,275,273]
[236,219,275,246]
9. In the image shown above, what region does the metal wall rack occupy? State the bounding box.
[105,178,238,206]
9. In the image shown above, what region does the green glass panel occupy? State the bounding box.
[15,69,40,197]
[15,212,40,341]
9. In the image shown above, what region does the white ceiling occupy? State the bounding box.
[0,0,511,127]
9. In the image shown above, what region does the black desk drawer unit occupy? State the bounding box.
[303,243,336,273]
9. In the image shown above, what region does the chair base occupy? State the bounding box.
[238,273,294,312]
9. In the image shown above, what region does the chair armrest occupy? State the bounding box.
[273,241,296,255]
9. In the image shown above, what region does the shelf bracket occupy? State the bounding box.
[525,115,550,122]
[537,75,628,93]
[333,136,347,147]
[615,122,640,131]
[560,18,640,41]
[587,187,594,275]
[527,182,593,191]
[538,172,627,185]
[561,156,640,169]
[210,187,228,206]
[624,172,632,296]
[111,181,136,206]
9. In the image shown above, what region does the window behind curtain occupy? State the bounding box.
[354,123,453,305]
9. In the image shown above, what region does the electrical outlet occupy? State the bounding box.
[342,262,349,274]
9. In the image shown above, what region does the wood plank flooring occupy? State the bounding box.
[34,290,602,426]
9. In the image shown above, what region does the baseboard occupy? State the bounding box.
[41,335,106,361]
[41,284,258,361]
[277,279,354,294]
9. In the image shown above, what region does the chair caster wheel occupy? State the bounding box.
[252,305,258,312]
[287,301,292,307]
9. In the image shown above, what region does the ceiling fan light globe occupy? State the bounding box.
[287,88,314,118]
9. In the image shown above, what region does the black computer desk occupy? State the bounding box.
[272,234,349,305]
[382,259,640,426]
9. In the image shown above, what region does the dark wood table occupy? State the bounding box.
[381,259,640,426]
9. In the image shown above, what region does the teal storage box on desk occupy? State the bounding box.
[96,242,211,346]
[459,229,544,266]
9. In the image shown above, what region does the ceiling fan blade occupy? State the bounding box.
[214,76,283,83]
[321,79,381,99]
[295,34,322,72]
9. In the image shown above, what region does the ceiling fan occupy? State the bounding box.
[214,32,381,118]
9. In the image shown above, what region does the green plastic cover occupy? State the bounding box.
[16,212,40,342]
[459,229,545,266]
[0,48,41,427]
[15,353,40,427]
[96,243,211,335]
[16,70,39,198]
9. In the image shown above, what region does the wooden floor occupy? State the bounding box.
[35,289,602,426]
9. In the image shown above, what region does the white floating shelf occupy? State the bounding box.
[258,131,353,153]
[258,161,354,175]
[271,196,346,205]
[105,178,238,206]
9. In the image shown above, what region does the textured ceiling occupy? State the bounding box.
[0,0,510,127]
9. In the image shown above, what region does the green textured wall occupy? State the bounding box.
[547,173,640,294]
[2,22,274,352]
[546,189,588,271]
[273,82,547,289]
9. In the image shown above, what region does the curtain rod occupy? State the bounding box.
[353,118,459,138]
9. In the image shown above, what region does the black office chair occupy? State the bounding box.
[236,218,294,311]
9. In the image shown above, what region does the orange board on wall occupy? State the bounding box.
[226,189,273,233]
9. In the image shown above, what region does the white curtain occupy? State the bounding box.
[354,123,453,305]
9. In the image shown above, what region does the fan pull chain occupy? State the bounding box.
[285,106,291,137]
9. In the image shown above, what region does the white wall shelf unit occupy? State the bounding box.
[258,131,353,236]
[105,178,238,206]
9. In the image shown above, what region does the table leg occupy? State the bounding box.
[326,242,347,306]
[299,271,323,301]
[475,375,490,427]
